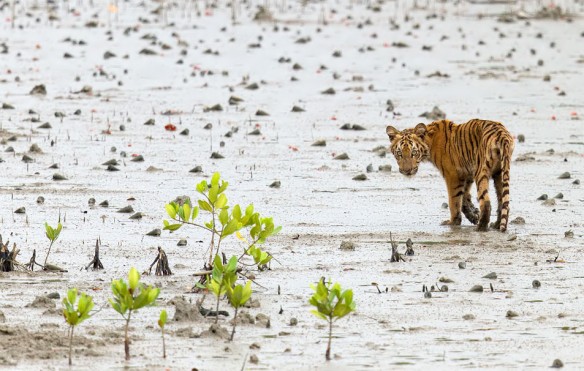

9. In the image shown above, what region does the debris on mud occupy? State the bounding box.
[84,239,104,270]
[419,106,446,120]
[483,272,497,279]
[26,295,56,309]
[29,84,47,95]
[146,228,161,237]
[469,285,484,293]
[201,323,230,339]
[117,206,134,213]
[558,172,570,179]
[334,153,349,160]
[146,247,172,276]
[510,216,525,225]
[551,359,564,368]
[339,241,355,251]
[389,233,405,262]
[405,239,414,256]
[506,310,519,318]
[170,296,203,322]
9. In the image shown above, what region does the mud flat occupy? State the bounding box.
[0,0,583,369]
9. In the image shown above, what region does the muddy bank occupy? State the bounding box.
[0,0,583,369]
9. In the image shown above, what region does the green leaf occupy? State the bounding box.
[343,289,354,306]
[208,185,218,204]
[227,284,242,308]
[226,256,238,272]
[182,203,191,222]
[310,310,328,321]
[241,280,252,304]
[213,254,223,269]
[148,287,160,303]
[109,299,124,315]
[158,309,167,328]
[128,267,140,291]
[219,208,228,226]
[218,181,228,194]
[198,200,213,213]
[67,288,77,306]
[191,206,199,221]
[211,172,220,187]
[55,223,63,238]
[215,193,227,209]
[163,222,182,231]
[45,223,54,241]
[222,218,241,237]
[165,203,177,219]
[232,205,242,221]
[196,180,207,193]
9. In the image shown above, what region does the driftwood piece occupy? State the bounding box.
[405,238,415,256]
[0,235,21,272]
[26,249,37,271]
[85,239,104,270]
[147,247,172,276]
[390,232,405,262]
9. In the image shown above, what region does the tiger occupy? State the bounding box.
[386,119,514,232]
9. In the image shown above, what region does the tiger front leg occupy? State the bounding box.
[461,181,479,225]
[441,178,464,227]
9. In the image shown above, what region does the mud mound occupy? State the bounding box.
[169,296,203,322]
[0,325,105,365]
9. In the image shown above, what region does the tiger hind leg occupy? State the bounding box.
[490,171,503,230]
[475,170,491,232]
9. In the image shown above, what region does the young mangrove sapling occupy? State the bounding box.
[109,267,160,360]
[62,288,94,366]
[309,279,356,361]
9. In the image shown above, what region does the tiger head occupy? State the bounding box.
[386,123,430,176]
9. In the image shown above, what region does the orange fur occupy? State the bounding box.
[386,119,514,232]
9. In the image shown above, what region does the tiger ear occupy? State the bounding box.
[386,126,400,141]
[414,123,427,138]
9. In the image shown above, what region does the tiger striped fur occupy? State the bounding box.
[386,119,514,232]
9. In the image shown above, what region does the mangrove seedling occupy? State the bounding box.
[206,255,238,323]
[163,172,281,270]
[43,220,62,267]
[309,279,356,361]
[62,288,94,366]
[226,280,252,341]
[109,267,160,360]
[158,309,168,358]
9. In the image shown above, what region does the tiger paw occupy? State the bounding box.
[476,224,489,232]
[465,213,479,225]
[441,220,452,226]
[489,221,501,229]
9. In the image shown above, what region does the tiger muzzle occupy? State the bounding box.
[399,167,418,176]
